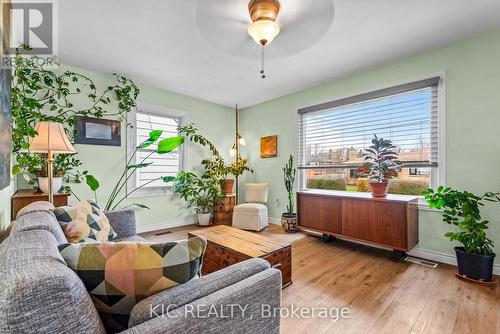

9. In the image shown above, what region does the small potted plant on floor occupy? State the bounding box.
[359,134,401,198]
[281,155,298,232]
[173,171,225,226]
[425,187,500,283]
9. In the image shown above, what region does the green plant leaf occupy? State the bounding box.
[127,162,153,170]
[149,130,163,141]
[131,203,150,209]
[157,136,184,154]
[85,175,100,191]
[162,176,176,183]
[11,165,22,175]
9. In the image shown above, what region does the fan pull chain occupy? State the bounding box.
[260,44,266,79]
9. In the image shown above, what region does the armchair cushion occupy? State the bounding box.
[58,238,206,333]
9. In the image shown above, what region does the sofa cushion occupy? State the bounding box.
[58,238,206,333]
[54,200,117,243]
[0,230,105,334]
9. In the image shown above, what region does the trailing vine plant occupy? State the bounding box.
[11,45,140,192]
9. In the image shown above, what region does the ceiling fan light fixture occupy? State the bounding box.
[248,19,280,45]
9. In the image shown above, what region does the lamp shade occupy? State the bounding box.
[248,19,280,45]
[29,122,76,153]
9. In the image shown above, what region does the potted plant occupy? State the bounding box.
[281,155,298,232]
[178,124,253,193]
[359,134,401,198]
[173,171,225,226]
[224,158,254,193]
[425,187,500,283]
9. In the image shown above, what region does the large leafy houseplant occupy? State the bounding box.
[425,186,500,282]
[359,134,401,197]
[11,46,139,191]
[281,155,298,232]
[80,130,184,211]
[173,171,224,225]
[178,123,253,192]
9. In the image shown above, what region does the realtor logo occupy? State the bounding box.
[4,0,58,56]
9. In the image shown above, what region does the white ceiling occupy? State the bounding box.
[59,0,500,108]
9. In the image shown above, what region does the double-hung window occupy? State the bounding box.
[297,77,443,195]
[127,105,186,197]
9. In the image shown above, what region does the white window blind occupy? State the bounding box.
[134,111,182,189]
[298,77,440,170]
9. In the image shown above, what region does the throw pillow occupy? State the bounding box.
[58,238,206,333]
[54,200,118,243]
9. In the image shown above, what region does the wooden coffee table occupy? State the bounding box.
[188,225,292,288]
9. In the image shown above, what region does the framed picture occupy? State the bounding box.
[74,116,121,146]
[260,135,278,158]
[0,68,11,190]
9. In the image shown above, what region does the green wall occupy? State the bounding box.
[239,28,500,261]
[16,65,234,230]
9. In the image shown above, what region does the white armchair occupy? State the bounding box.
[232,183,269,231]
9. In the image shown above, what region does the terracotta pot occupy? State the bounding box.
[369,182,388,198]
[281,213,298,233]
[222,179,235,193]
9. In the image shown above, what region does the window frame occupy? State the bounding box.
[297,74,446,204]
[126,103,188,198]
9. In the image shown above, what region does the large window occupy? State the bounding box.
[127,105,186,197]
[298,77,443,196]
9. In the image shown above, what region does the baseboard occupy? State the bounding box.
[268,217,281,225]
[408,248,500,276]
[137,216,197,234]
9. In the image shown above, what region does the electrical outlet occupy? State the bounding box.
[276,198,281,207]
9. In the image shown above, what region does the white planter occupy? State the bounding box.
[38,177,63,194]
[197,213,212,226]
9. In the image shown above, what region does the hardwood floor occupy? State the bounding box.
[141,224,499,334]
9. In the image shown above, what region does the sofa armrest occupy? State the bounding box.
[123,267,282,334]
[129,258,271,327]
[104,209,136,238]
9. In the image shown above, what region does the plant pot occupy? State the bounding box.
[369,182,388,198]
[222,179,235,193]
[38,177,63,194]
[281,213,298,233]
[455,246,496,282]
[198,213,212,226]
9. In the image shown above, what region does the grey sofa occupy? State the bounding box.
[0,202,282,334]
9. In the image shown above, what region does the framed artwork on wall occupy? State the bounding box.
[74,116,121,146]
[260,135,278,158]
[0,68,11,190]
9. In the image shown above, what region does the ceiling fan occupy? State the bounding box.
[196,0,335,79]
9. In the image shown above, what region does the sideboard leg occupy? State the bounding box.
[320,234,336,243]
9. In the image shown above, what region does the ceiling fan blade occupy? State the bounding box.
[195,0,335,59]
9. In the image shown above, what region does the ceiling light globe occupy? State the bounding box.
[248,20,280,45]
[239,137,247,146]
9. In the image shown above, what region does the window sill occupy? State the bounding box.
[127,187,176,199]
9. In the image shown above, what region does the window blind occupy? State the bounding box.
[298,77,440,170]
[135,112,181,188]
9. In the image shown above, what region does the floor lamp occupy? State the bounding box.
[29,122,76,203]
[229,105,246,204]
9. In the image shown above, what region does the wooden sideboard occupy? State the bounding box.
[11,190,69,220]
[297,190,418,254]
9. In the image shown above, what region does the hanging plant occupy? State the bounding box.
[10,45,140,190]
